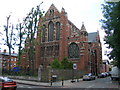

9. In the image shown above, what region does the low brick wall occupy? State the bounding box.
[40,69,85,82]
[6,69,85,82]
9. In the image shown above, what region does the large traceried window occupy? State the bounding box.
[48,21,54,41]
[68,43,80,59]
[42,25,46,42]
[56,22,60,40]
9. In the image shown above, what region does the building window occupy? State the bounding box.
[40,47,45,57]
[14,58,17,61]
[14,63,16,66]
[68,43,80,59]
[55,45,59,56]
[46,46,53,57]
[56,22,60,40]
[48,21,54,41]
[42,25,46,42]
[50,9,54,16]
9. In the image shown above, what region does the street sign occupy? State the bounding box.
[13,67,19,72]
[73,64,77,69]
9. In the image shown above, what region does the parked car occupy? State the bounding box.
[83,73,96,81]
[0,76,17,90]
[107,72,111,76]
[111,66,119,80]
[104,72,109,77]
[97,73,106,78]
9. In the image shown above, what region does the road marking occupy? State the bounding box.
[87,85,95,88]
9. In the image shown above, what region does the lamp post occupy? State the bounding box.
[51,69,53,86]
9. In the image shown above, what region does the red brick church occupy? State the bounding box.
[21,4,102,75]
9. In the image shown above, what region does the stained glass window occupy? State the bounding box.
[68,43,80,59]
[48,21,54,41]
[42,25,46,42]
[56,22,60,40]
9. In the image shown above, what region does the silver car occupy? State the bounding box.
[83,73,96,81]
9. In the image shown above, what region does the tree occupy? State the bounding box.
[61,57,73,69]
[16,20,25,66]
[3,15,17,74]
[51,57,73,69]
[110,60,118,66]
[23,2,44,75]
[51,59,61,69]
[0,32,3,46]
[101,2,120,68]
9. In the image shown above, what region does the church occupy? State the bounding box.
[21,4,102,75]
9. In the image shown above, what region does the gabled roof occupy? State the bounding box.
[88,32,97,42]
[46,4,60,14]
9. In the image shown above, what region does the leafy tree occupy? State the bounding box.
[61,57,73,69]
[101,2,120,68]
[110,60,118,66]
[51,59,61,69]
[3,15,17,74]
[23,2,44,75]
[51,57,73,69]
[16,20,25,66]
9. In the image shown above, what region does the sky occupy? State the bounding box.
[0,0,109,60]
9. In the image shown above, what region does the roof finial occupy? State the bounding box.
[81,22,86,31]
[82,21,84,25]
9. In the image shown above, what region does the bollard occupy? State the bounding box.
[62,79,64,86]
[51,81,52,86]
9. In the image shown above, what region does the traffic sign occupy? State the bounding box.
[13,67,19,72]
[73,64,77,69]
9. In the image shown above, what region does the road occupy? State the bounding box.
[16,76,119,89]
[65,76,119,88]
[17,83,45,88]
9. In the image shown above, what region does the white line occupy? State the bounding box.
[87,85,95,88]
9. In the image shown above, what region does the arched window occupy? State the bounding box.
[68,43,80,59]
[56,22,60,40]
[48,21,54,41]
[42,25,46,42]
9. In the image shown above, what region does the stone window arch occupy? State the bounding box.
[68,43,80,59]
[42,25,46,42]
[56,22,60,40]
[48,21,54,41]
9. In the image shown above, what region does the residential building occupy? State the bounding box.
[0,49,18,71]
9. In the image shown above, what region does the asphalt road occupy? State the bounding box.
[65,76,120,88]
[16,76,120,89]
[17,83,45,88]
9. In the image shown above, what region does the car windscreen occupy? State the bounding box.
[0,77,13,82]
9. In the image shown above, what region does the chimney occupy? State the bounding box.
[13,51,15,54]
[4,49,6,53]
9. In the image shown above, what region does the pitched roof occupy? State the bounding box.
[0,52,18,57]
[88,32,97,42]
[47,4,60,13]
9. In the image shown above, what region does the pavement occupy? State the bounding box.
[12,78,82,87]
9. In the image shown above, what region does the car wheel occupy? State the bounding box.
[13,87,17,90]
[111,77,113,80]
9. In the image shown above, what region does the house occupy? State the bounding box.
[0,49,18,71]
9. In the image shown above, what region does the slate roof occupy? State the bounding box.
[88,32,97,42]
[0,52,18,57]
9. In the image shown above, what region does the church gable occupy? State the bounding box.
[45,4,60,18]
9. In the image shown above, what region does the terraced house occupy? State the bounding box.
[0,49,18,71]
[21,4,102,75]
